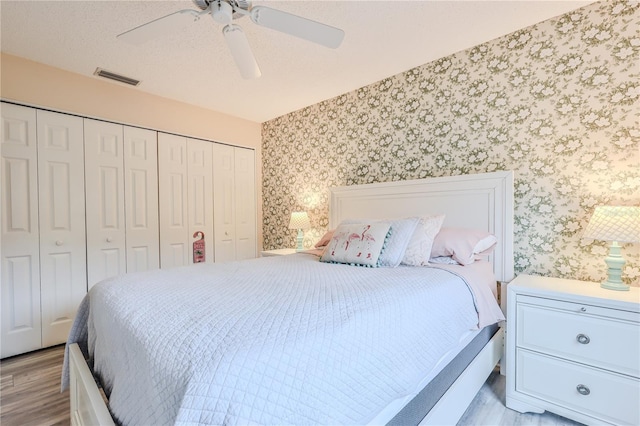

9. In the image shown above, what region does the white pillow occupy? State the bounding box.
[320,222,391,267]
[401,214,446,266]
[341,217,420,267]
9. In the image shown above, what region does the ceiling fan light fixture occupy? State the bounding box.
[223,24,261,79]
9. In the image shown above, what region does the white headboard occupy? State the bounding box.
[329,171,514,282]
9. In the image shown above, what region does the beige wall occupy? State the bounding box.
[1,52,264,250]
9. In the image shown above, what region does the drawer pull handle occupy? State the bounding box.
[580,307,587,312]
[576,334,590,344]
[576,384,590,396]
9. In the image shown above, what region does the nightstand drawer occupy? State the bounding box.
[516,297,640,377]
[516,349,640,426]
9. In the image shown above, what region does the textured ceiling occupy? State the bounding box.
[1,0,595,123]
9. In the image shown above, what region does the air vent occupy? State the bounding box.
[94,68,141,86]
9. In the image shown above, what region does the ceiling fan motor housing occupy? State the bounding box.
[192,0,251,19]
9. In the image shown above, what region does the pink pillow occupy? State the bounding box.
[430,227,497,266]
[315,229,335,248]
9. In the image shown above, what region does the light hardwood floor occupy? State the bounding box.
[458,367,583,426]
[1,345,582,426]
[1,345,68,426]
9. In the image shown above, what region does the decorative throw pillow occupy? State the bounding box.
[320,222,391,267]
[401,214,446,266]
[314,229,335,248]
[430,227,498,265]
[341,217,420,267]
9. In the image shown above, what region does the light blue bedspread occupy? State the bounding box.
[63,254,487,425]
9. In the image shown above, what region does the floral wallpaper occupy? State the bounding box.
[262,0,639,284]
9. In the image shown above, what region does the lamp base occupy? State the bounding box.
[600,280,630,291]
[601,241,629,291]
[295,229,304,252]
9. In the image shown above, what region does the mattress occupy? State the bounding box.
[63,254,504,425]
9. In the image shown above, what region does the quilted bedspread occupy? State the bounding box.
[64,254,496,425]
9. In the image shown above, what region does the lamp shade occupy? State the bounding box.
[288,212,311,230]
[583,206,640,243]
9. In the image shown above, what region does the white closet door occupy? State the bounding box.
[124,127,159,273]
[158,133,188,268]
[84,119,126,288]
[1,104,41,358]
[36,110,87,346]
[212,143,236,263]
[187,139,214,264]
[234,148,256,260]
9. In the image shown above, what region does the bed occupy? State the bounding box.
[64,170,514,426]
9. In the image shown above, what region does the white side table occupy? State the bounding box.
[260,248,297,257]
[506,274,640,425]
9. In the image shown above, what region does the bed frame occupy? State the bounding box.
[69,170,514,425]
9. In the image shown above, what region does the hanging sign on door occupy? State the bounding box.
[193,231,206,263]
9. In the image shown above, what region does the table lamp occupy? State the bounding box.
[583,206,640,291]
[289,211,311,251]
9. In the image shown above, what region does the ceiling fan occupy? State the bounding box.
[117,0,345,80]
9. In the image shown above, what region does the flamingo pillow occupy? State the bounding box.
[320,222,391,267]
[339,217,420,267]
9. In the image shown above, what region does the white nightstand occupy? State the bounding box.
[506,274,640,425]
[260,248,297,257]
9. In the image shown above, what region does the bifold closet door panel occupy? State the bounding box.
[234,148,256,260]
[1,104,42,358]
[84,119,126,289]
[158,133,188,268]
[124,126,159,273]
[212,143,236,263]
[37,110,87,346]
[187,139,214,264]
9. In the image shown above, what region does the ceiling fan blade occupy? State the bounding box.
[250,6,344,49]
[118,9,202,45]
[222,25,261,80]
